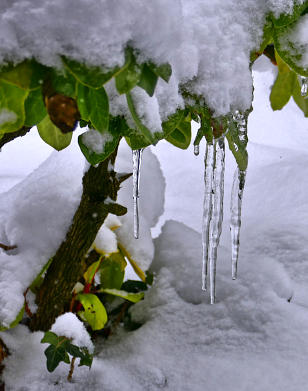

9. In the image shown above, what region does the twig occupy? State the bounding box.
[0,243,17,251]
[67,356,76,382]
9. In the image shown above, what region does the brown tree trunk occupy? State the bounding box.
[30,148,129,331]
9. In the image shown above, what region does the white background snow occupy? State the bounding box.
[1,57,308,390]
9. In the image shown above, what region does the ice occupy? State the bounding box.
[201,142,215,291]
[194,144,200,156]
[299,76,308,97]
[132,149,144,239]
[208,138,225,304]
[230,168,246,279]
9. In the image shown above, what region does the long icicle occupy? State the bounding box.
[201,142,215,291]
[132,148,144,239]
[208,137,225,304]
[230,168,246,280]
[299,76,308,97]
[230,110,248,279]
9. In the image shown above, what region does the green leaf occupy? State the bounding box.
[126,92,156,144]
[50,68,77,98]
[77,84,109,132]
[121,280,148,293]
[0,305,25,331]
[37,115,72,151]
[270,71,296,110]
[150,62,172,82]
[271,2,308,27]
[77,293,108,330]
[0,60,47,91]
[273,15,308,76]
[100,252,127,290]
[44,344,69,372]
[41,331,59,346]
[84,258,103,284]
[78,129,120,165]
[79,353,93,368]
[99,288,144,303]
[24,88,47,127]
[65,343,85,358]
[165,119,191,149]
[137,64,158,97]
[115,53,142,94]
[226,119,248,171]
[62,57,119,89]
[0,80,28,134]
[293,77,308,117]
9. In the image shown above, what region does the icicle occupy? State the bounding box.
[230,168,246,280]
[201,142,215,291]
[299,76,308,97]
[194,144,200,156]
[132,148,144,239]
[208,138,225,304]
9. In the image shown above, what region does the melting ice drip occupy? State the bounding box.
[299,76,308,97]
[132,148,144,239]
[230,111,248,280]
[202,137,225,304]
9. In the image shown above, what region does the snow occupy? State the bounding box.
[1,58,308,390]
[0,0,303,125]
[0,109,17,127]
[81,129,113,155]
[51,313,94,353]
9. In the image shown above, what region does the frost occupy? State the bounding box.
[82,129,113,155]
[51,312,94,353]
[0,109,17,126]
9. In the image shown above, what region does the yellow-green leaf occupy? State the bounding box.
[77,293,107,330]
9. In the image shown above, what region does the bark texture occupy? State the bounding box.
[30,148,128,331]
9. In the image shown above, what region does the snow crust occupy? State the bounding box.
[51,313,94,352]
[0,0,301,119]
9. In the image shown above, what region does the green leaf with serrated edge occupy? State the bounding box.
[137,64,158,97]
[126,92,156,144]
[0,60,47,91]
[41,331,59,346]
[270,71,296,110]
[0,80,28,134]
[100,252,127,290]
[62,57,119,89]
[77,293,107,330]
[37,115,72,151]
[50,68,77,98]
[166,119,191,149]
[271,1,308,27]
[99,288,144,303]
[293,77,308,117]
[273,15,308,76]
[24,88,47,127]
[0,305,25,331]
[150,62,172,82]
[44,344,69,372]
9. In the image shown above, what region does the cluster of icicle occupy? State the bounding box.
[131,112,248,304]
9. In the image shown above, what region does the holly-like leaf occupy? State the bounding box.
[77,293,108,330]
[44,344,70,372]
[37,115,72,151]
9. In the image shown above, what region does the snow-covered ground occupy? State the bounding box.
[1,58,308,390]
